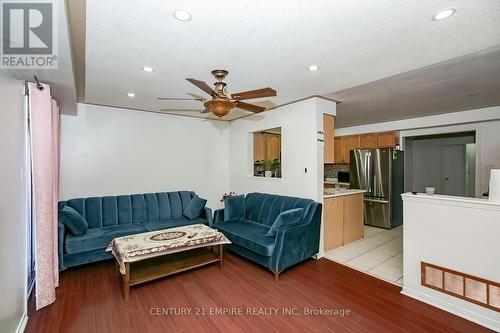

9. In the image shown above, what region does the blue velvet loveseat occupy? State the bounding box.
[213,192,322,281]
[58,191,212,270]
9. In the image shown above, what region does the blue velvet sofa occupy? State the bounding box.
[58,191,212,270]
[213,192,322,281]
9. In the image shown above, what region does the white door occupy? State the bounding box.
[440,144,466,196]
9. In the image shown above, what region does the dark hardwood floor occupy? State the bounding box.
[26,252,492,333]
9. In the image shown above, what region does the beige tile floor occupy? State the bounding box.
[325,225,403,286]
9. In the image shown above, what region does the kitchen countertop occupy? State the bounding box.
[401,192,500,208]
[324,189,366,198]
[324,181,350,185]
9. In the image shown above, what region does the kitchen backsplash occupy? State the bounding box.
[324,164,350,179]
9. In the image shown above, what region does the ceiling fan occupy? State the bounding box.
[158,70,277,117]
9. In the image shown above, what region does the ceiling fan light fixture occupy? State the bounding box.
[143,66,154,72]
[308,64,320,71]
[173,9,192,22]
[127,92,135,97]
[204,99,234,117]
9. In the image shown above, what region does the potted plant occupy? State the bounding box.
[262,159,280,177]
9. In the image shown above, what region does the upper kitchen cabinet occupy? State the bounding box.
[334,137,343,163]
[360,133,378,149]
[266,134,281,161]
[324,114,335,163]
[253,131,281,162]
[377,131,397,148]
[334,131,398,163]
[334,135,360,164]
[343,135,361,163]
[253,133,265,161]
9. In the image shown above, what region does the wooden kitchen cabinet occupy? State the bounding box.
[342,194,364,244]
[334,137,343,163]
[253,133,264,161]
[323,114,335,164]
[323,193,364,252]
[377,131,397,148]
[360,133,378,149]
[343,135,360,163]
[333,135,360,164]
[266,134,281,161]
[324,197,344,250]
[333,131,397,163]
[254,133,281,162]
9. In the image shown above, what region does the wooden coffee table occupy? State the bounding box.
[106,224,231,301]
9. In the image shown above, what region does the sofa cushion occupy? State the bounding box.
[224,195,245,222]
[144,218,209,232]
[244,192,314,226]
[183,196,207,220]
[60,205,88,236]
[267,208,304,237]
[65,224,147,254]
[214,220,275,256]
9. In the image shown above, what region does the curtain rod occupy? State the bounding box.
[24,75,44,93]
[33,75,44,90]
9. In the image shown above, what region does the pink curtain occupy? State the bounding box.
[28,82,60,309]
[51,99,60,288]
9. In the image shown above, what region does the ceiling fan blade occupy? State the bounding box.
[158,97,204,101]
[186,78,217,97]
[200,109,211,114]
[187,93,206,100]
[235,101,266,113]
[231,87,276,100]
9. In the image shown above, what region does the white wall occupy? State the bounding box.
[402,193,500,331]
[228,97,336,202]
[0,77,28,332]
[60,104,230,209]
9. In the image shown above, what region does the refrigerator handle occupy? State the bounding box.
[366,151,372,195]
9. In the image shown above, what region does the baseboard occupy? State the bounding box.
[16,312,28,333]
[401,286,500,332]
[313,251,325,259]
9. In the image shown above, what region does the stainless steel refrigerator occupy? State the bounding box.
[350,148,404,229]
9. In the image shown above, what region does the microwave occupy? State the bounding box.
[338,171,350,183]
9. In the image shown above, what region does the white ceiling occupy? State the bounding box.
[330,45,500,128]
[83,0,500,121]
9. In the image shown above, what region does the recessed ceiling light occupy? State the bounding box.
[432,8,456,21]
[173,9,192,22]
[127,92,135,97]
[308,65,320,71]
[143,66,154,72]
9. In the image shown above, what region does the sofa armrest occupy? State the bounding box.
[270,223,310,274]
[213,209,224,224]
[202,207,213,226]
[270,204,322,274]
[58,222,66,270]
